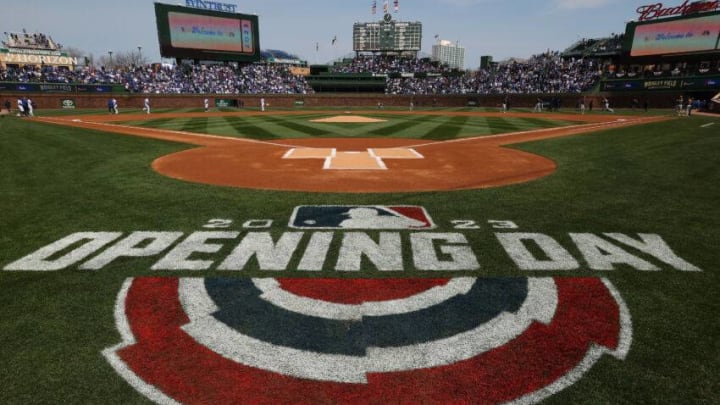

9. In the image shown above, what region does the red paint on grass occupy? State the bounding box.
[277,278,451,304]
[118,277,621,405]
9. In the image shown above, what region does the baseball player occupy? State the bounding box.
[112,98,119,114]
[143,98,150,114]
[602,97,614,113]
[533,98,543,113]
[204,98,209,112]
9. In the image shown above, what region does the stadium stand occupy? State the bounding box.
[260,49,307,66]
[3,30,60,51]
[562,34,624,58]
[385,52,602,95]
[332,55,452,74]
[0,28,716,100]
[0,60,314,95]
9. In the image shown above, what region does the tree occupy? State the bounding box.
[62,46,85,59]
[59,46,89,67]
[97,49,149,70]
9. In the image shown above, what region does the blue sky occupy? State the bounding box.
[1,0,654,68]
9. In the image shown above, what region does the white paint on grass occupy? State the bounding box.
[179,277,558,383]
[217,232,304,271]
[570,233,660,271]
[3,232,123,271]
[252,277,477,320]
[507,278,632,405]
[603,233,701,271]
[411,233,480,271]
[496,233,580,271]
[102,278,182,405]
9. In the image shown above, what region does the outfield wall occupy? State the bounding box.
[0,92,716,112]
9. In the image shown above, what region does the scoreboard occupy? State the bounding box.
[353,14,422,53]
[625,9,720,57]
[154,3,261,62]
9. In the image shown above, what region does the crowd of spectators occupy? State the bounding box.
[127,64,314,94]
[0,63,315,95]
[17,50,720,96]
[563,34,624,58]
[0,52,603,95]
[3,30,59,50]
[607,59,720,79]
[386,52,603,95]
[333,55,452,74]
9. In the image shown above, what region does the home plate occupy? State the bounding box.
[284,147,424,170]
[310,115,387,123]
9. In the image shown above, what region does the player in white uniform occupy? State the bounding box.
[602,97,614,113]
[204,98,209,112]
[143,98,150,114]
[112,98,118,114]
[260,98,266,112]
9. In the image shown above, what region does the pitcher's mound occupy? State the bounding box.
[310,115,387,123]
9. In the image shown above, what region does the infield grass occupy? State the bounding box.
[119,110,579,140]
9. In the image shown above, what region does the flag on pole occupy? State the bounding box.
[383,0,388,14]
[316,42,319,52]
[394,0,399,12]
[332,36,337,45]
[372,0,376,14]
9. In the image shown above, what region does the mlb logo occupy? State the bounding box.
[289,205,436,229]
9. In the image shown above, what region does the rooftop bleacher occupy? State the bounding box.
[260,49,306,65]
[2,30,60,51]
[562,34,624,58]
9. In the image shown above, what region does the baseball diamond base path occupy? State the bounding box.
[36,111,670,193]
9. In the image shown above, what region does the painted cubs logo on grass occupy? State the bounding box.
[104,276,632,404]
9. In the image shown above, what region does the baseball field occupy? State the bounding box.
[1,106,718,404]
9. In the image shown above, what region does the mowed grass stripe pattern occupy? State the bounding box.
[122,113,578,140]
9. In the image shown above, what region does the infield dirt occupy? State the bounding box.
[36,111,670,193]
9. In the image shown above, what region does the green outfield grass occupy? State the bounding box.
[0,110,718,404]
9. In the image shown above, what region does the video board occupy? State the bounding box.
[627,11,720,57]
[154,3,260,62]
[353,15,422,52]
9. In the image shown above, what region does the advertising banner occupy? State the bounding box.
[601,76,720,91]
[60,99,76,109]
[215,98,238,108]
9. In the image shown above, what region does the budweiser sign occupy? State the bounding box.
[636,1,719,21]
